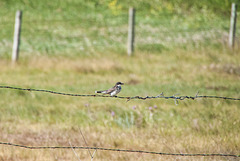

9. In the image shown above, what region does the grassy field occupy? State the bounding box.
[0,0,240,160]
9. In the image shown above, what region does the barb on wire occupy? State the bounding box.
[0,85,239,101]
[0,142,239,158]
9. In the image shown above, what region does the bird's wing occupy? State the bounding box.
[104,86,116,94]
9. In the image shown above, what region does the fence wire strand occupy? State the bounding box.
[0,85,239,102]
[0,142,239,158]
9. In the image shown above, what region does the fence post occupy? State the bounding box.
[228,3,237,48]
[12,10,22,63]
[127,8,135,56]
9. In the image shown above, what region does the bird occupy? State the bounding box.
[95,82,124,96]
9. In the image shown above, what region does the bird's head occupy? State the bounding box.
[116,82,124,86]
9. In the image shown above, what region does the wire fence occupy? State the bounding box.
[0,85,239,104]
[0,85,240,159]
[0,142,239,158]
[0,4,239,160]
[0,9,239,57]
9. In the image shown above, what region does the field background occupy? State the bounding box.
[0,0,240,160]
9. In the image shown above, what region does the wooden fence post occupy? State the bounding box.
[228,3,237,48]
[12,10,22,63]
[127,8,135,56]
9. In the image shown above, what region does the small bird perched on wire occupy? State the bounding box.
[95,82,124,96]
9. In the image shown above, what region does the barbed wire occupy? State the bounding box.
[0,16,229,32]
[0,85,239,103]
[0,17,229,33]
[0,142,239,158]
[20,27,225,34]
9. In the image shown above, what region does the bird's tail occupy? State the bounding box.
[95,90,107,94]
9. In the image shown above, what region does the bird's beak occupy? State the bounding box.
[121,83,124,85]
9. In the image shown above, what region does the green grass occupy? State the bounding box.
[0,48,240,160]
[1,0,240,58]
[0,0,240,160]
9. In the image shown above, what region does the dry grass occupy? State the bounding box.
[0,0,240,160]
[0,125,239,161]
[0,48,240,160]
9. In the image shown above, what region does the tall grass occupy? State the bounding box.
[1,0,239,58]
[0,1,240,160]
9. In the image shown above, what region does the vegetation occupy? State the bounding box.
[0,0,239,160]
